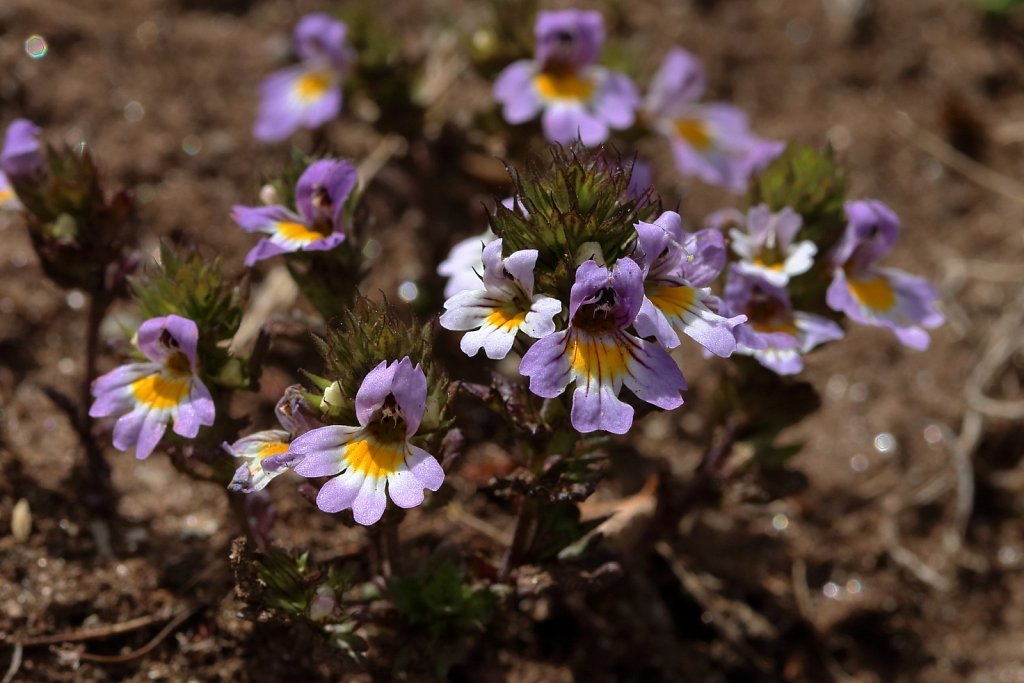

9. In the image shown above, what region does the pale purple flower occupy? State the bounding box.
[89,315,215,459]
[270,358,444,525]
[232,158,356,266]
[520,258,686,434]
[493,10,639,146]
[644,48,783,192]
[723,204,816,287]
[253,13,352,142]
[632,211,745,355]
[226,429,292,493]
[827,200,943,350]
[0,171,21,211]
[0,119,43,180]
[722,272,843,375]
[440,239,561,360]
[438,228,495,297]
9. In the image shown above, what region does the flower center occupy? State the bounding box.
[674,118,713,150]
[257,441,290,460]
[534,70,594,102]
[573,287,620,332]
[277,221,327,243]
[567,331,630,381]
[745,291,798,336]
[344,437,405,479]
[486,305,528,331]
[647,285,696,317]
[847,275,896,311]
[295,70,332,101]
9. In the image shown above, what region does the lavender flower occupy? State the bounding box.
[440,239,561,360]
[253,13,352,142]
[232,158,356,266]
[0,171,21,211]
[226,429,292,493]
[89,315,215,459]
[271,358,444,525]
[644,48,783,192]
[0,119,43,180]
[520,258,686,434]
[493,10,639,146]
[723,204,816,287]
[722,273,843,375]
[632,211,745,355]
[826,200,943,350]
[438,228,495,297]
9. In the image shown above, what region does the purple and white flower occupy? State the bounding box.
[723,204,816,287]
[232,158,356,266]
[826,200,943,350]
[269,358,444,525]
[0,118,43,180]
[520,258,686,434]
[440,239,561,360]
[632,211,745,355]
[722,272,843,375]
[493,10,639,146]
[89,315,215,460]
[644,48,783,192]
[438,228,495,298]
[253,13,352,142]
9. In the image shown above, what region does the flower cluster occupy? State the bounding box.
[440,150,743,434]
[492,13,781,192]
[254,13,352,142]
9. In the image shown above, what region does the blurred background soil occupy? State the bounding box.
[1,0,1023,681]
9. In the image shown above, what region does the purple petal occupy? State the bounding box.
[520,331,572,398]
[644,47,706,118]
[494,61,543,124]
[679,228,727,287]
[136,411,168,460]
[245,239,290,266]
[535,10,604,69]
[351,475,387,525]
[294,13,349,68]
[623,338,687,410]
[571,381,633,434]
[592,72,638,130]
[112,408,146,454]
[354,360,396,427]
[295,158,358,228]
[389,358,428,436]
[137,315,200,369]
[1,119,43,179]
[317,470,365,513]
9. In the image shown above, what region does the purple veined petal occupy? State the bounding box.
[520,330,572,398]
[679,228,727,287]
[0,119,43,179]
[228,463,258,493]
[592,71,638,130]
[351,474,387,525]
[389,358,428,436]
[354,360,396,427]
[295,158,358,228]
[112,407,147,453]
[89,386,138,420]
[244,238,290,266]
[610,258,646,324]
[136,410,169,460]
[633,220,671,276]
[634,296,681,348]
[521,296,562,339]
[294,13,349,68]
[231,205,299,233]
[407,444,444,491]
[317,469,366,513]
[541,104,593,145]
[794,312,844,352]
[299,231,346,252]
[289,425,361,474]
[173,378,215,439]
[535,10,605,69]
[571,379,633,434]
[835,200,901,269]
[621,336,687,410]
[501,247,539,295]
[567,260,610,320]
[224,429,292,458]
[827,267,940,351]
[494,61,544,124]
[90,363,155,410]
[643,47,706,118]
[137,315,201,369]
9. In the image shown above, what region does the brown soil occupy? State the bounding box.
[1,0,1023,681]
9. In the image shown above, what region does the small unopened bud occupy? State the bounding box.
[322,381,345,413]
[11,498,31,542]
[258,183,280,206]
[308,584,337,622]
[574,241,605,267]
